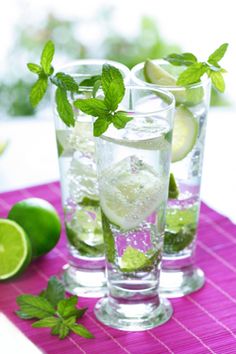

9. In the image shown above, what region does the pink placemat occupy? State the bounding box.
[1,182,236,354]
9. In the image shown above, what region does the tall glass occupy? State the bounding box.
[131,60,211,297]
[94,86,175,330]
[53,60,130,297]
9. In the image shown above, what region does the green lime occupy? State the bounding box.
[0,219,32,280]
[171,105,198,163]
[8,198,61,258]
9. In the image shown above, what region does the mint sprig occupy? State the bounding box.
[15,276,94,340]
[27,40,77,126]
[74,64,132,136]
[165,43,228,92]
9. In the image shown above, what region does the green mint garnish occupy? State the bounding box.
[51,72,79,92]
[74,64,132,137]
[165,43,228,92]
[55,87,75,127]
[27,40,76,126]
[15,276,94,340]
[40,40,55,75]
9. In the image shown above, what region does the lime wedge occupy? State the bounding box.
[0,219,32,280]
[120,246,151,272]
[171,105,198,163]
[100,156,165,230]
[144,60,176,86]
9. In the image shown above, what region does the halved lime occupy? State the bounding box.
[171,105,198,163]
[8,198,61,258]
[100,156,165,230]
[0,219,32,280]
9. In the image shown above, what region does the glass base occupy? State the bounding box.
[94,296,173,331]
[61,264,107,298]
[159,266,205,298]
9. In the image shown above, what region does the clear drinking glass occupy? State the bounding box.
[94,85,175,330]
[131,60,211,297]
[53,59,130,297]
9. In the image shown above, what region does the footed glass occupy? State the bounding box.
[131,60,211,297]
[53,60,130,297]
[94,85,175,330]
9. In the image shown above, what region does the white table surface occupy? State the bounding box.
[0,107,236,353]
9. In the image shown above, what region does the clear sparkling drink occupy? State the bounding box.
[94,86,175,330]
[131,60,211,297]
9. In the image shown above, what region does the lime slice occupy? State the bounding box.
[144,60,176,86]
[0,219,32,280]
[171,105,198,163]
[120,246,151,272]
[143,60,203,106]
[100,156,165,230]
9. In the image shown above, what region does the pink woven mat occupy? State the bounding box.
[1,182,236,354]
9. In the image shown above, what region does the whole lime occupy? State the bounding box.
[8,198,61,258]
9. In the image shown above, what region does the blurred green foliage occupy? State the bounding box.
[0,8,229,118]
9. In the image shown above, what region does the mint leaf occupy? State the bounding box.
[40,276,65,307]
[209,71,225,93]
[208,43,229,64]
[32,317,60,328]
[93,117,110,137]
[74,98,108,117]
[16,295,55,319]
[104,79,125,111]
[57,296,78,318]
[79,75,101,87]
[165,52,197,66]
[27,63,42,74]
[176,63,207,86]
[58,323,70,339]
[168,172,179,199]
[51,72,79,92]
[101,211,116,263]
[29,77,48,107]
[112,111,132,129]
[101,64,123,95]
[93,79,101,98]
[40,40,55,75]
[55,88,75,127]
[69,324,94,339]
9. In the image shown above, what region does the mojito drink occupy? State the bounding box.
[53,60,130,297]
[95,86,174,330]
[131,60,211,297]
